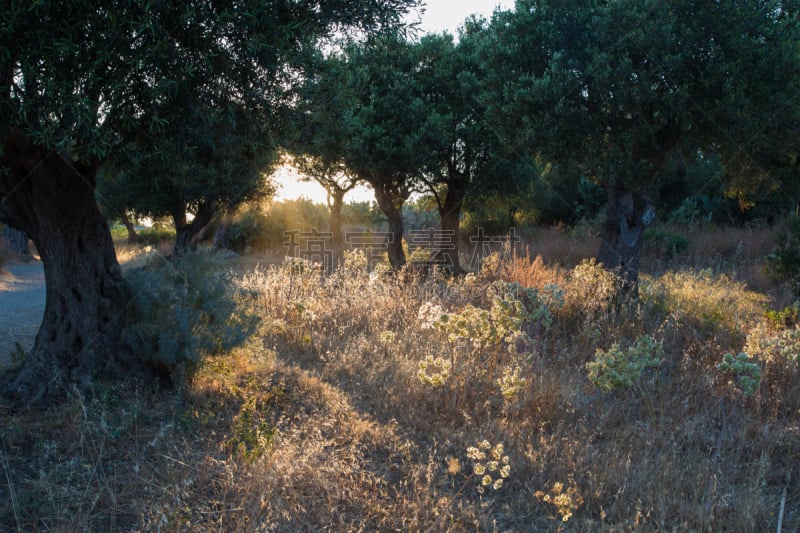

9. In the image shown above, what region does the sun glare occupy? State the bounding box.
[271,163,374,205]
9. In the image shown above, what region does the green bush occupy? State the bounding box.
[137,226,177,246]
[227,208,282,253]
[342,201,386,228]
[766,216,800,296]
[643,227,689,260]
[717,352,761,397]
[586,335,664,393]
[121,251,261,373]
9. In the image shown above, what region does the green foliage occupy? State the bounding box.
[121,251,261,373]
[402,198,439,231]
[717,352,762,398]
[341,201,386,228]
[643,227,689,261]
[228,396,277,463]
[270,199,330,232]
[764,303,800,329]
[667,198,713,227]
[766,217,800,296]
[137,226,177,246]
[221,199,333,253]
[586,335,664,393]
[226,208,278,253]
[480,0,799,279]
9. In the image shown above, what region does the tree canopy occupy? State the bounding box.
[0,0,422,403]
[479,0,800,290]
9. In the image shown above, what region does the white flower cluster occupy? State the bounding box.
[417,355,451,387]
[745,323,800,365]
[497,365,527,400]
[466,440,511,493]
[417,301,446,330]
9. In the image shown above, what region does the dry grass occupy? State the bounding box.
[1,225,799,531]
[527,225,601,268]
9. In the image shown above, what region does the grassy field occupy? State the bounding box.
[1,224,798,531]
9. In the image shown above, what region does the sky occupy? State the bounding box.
[273,0,515,204]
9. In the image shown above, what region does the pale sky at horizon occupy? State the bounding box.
[409,0,513,35]
[274,0,515,204]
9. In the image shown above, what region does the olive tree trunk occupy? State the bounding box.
[372,183,407,270]
[1,128,147,404]
[120,212,139,245]
[172,201,217,254]
[597,188,655,297]
[436,178,468,274]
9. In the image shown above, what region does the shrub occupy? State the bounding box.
[586,335,664,392]
[121,251,261,373]
[226,208,282,253]
[766,216,800,296]
[643,226,689,261]
[563,258,620,326]
[745,323,800,366]
[534,482,584,523]
[717,352,761,398]
[137,226,176,246]
[640,269,768,345]
[764,302,800,329]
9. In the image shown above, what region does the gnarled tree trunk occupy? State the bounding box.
[120,212,139,245]
[172,201,217,254]
[597,188,655,297]
[327,188,345,249]
[1,128,147,404]
[372,183,407,270]
[437,177,468,274]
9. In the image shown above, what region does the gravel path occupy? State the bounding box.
[0,261,46,369]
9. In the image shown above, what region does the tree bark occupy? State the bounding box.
[597,188,655,297]
[1,128,146,404]
[371,183,407,270]
[120,212,139,245]
[328,189,345,249]
[437,178,468,274]
[172,201,217,254]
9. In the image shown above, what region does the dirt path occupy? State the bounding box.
[0,261,46,369]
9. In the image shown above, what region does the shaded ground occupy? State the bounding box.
[0,261,45,369]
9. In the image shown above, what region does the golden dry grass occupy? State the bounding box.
[1,225,798,531]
